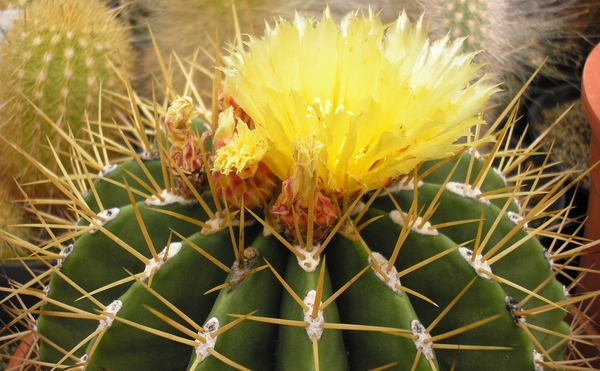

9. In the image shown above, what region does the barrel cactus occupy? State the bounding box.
[5,8,597,371]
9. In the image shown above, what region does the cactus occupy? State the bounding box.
[0,0,131,259]
[2,8,599,371]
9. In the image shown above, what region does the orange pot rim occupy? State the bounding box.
[583,43,600,136]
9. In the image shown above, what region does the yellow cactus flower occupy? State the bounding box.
[212,107,278,211]
[163,95,208,198]
[217,8,498,199]
[213,107,269,179]
[289,135,326,207]
[163,95,200,146]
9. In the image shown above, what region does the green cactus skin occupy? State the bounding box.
[273,254,348,371]
[37,196,216,363]
[355,214,535,371]
[188,233,288,370]
[81,156,166,215]
[81,227,242,371]
[32,136,579,370]
[327,235,440,371]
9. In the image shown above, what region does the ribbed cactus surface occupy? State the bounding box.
[36,134,572,371]
[30,8,587,371]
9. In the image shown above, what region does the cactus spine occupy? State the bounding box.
[0,0,131,259]
[2,7,598,371]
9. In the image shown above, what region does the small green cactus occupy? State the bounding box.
[0,0,131,259]
[2,8,598,371]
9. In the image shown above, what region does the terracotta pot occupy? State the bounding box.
[581,41,600,362]
[6,333,36,370]
[1,261,49,329]
[583,43,600,243]
[1,261,47,370]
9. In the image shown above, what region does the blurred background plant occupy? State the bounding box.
[0,0,132,260]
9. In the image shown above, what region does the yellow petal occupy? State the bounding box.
[291,135,325,204]
[212,115,268,179]
[214,107,236,144]
[221,8,499,197]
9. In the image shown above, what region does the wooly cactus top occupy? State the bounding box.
[7,7,595,371]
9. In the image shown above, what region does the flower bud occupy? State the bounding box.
[270,177,339,246]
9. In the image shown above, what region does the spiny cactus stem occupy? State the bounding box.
[459,247,493,279]
[303,290,325,340]
[123,161,165,205]
[199,311,274,368]
[21,6,598,369]
[360,227,443,308]
[125,177,164,264]
[235,197,246,260]
[294,244,321,272]
[201,211,239,236]
[228,246,259,289]
[311,254,328,319]
[411,320,435,366]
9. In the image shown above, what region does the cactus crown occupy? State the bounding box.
[1,7,598,371]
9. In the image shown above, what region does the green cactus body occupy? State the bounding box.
[81,156,166,215]
[27,8,587,371]
[36,146,572,370]
[274,254,348,371]
[188,234,288,371]
[81,227,241,371]
[326,235,439,371]
[372,182,567,335]
[38,188,216,363]
[356,210,535,370]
